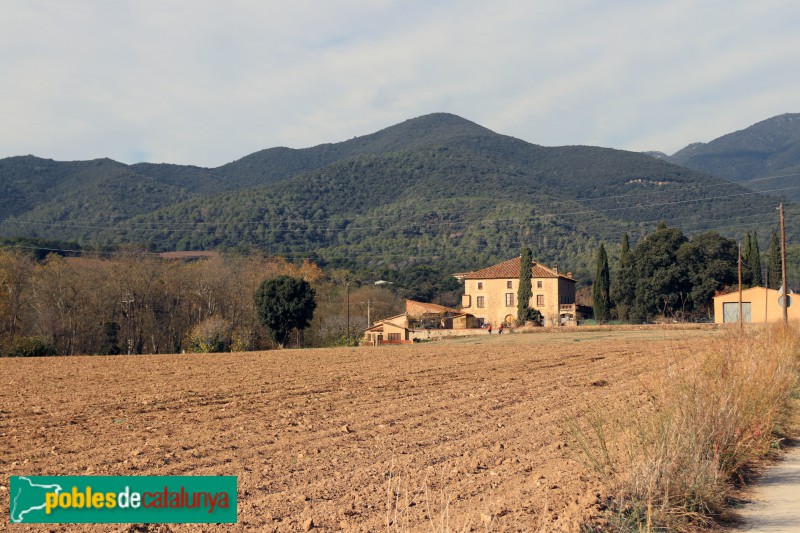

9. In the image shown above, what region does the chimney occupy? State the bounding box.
[553,265,558,274]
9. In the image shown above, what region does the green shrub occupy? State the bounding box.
[6,337,58,357]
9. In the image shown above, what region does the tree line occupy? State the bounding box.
[591,224,784,322]
[0,250,404,356]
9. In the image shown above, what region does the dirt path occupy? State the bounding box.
[1,328,719,531]
[736,444,800,532]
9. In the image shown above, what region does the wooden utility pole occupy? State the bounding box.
[346,278,351,342]
[780,202,788,325]
[738,242,743,331]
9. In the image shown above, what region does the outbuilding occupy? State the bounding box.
[713,286,800,324]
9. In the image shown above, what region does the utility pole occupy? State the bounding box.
[738,242,743,332]
[780,202,788,326]
[366,299,371,328]
[346,278,351,343]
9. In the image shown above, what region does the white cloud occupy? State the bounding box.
[1,0,799,166]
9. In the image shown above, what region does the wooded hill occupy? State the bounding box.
[665,113,800,200]
[0,113,788,285]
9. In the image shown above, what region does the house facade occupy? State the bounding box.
[363,314,412,345]
[456,257,577,327]
[713,287,800,324]
[363,300,480,345]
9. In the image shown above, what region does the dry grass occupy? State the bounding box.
[383,460,472,533]
[578,324,800,531]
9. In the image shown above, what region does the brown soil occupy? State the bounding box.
[0,328,719,532]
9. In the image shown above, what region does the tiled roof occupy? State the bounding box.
[461,256,576,281]
[405,300,460,315]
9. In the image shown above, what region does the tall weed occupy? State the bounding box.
[581,325,800,531]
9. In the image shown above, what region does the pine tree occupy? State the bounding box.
[750,230,762,287]
[517,247,533,324]
[767,231,782,289]
[592,243,611,323]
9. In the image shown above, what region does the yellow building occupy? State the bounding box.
[713,287,800,324]
[363,300,480,345]
[457,257,577,327]
[363,314,412,345]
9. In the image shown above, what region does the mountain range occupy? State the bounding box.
[663,113,800,200]
[1,112,795,284]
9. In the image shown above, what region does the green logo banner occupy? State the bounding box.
[9,476,237,524]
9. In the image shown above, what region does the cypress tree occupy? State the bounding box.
[767,231,782,289]
[620,233,630,265]
[592,243,611,323]
[611,233,634,320]
[750,230,762,287]
[743,232,753,286]
[517,247,533,324]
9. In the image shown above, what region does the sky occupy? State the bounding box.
[2,0,800,167]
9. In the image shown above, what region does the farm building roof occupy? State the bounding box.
[459,257,575,281]
[405,300,460,316]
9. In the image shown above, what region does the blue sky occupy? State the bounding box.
[2,0,799,167]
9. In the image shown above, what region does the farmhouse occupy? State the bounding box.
[363,299,480,345]
[363,314,412,345]
[713,286,800,324]
[456,256,577,327]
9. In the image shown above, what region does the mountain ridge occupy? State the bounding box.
[665,113,800,199]
[0,113,787,283]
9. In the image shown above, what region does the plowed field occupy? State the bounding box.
[1,327,719,531]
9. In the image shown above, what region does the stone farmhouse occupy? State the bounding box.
[455,256,577,327]
[363,299,480,345]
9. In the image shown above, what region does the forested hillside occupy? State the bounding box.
[0,113,789,286]
[667,113,800,200]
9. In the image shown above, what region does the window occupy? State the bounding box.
[537,280,543,288]
[507,280,513,289]
[477,282,483,290]
[505,293,515,306]
[477,296,485,308]
[536,294,545,307]
[388,333,401,341]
